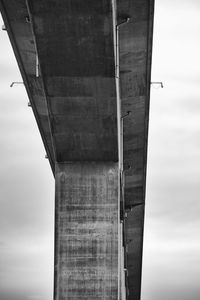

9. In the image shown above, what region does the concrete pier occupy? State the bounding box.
[55,163,119,299]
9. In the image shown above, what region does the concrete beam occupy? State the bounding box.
[27,0,118,162]
[0,0,55,172]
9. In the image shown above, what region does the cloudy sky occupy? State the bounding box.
[0,1,200,299]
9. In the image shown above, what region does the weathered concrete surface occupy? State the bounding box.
[125,205,145,299]
[55,163,119,300]
[27,0,118,162]
[118,0,154,208]
[117,1,154,299]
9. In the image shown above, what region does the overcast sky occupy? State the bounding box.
[0,1,200,300]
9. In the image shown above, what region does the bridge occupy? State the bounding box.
[0,0,154,299]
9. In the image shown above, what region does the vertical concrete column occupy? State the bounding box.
[54,162,119,300]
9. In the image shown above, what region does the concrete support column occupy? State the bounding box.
[54,162,119,300]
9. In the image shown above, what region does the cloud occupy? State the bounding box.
[142,1,200,299]
[28,296,44,299]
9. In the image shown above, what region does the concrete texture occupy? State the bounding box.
[27,0,118,162]
[118,0,154,208]
[117,1,154,298]
[55,163,119,300]
[0,0,155,299]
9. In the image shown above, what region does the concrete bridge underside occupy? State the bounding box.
[0,0,154,299]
